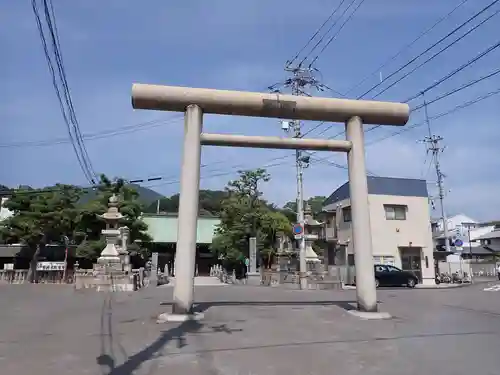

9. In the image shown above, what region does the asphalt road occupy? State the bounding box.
[1,281,500,375]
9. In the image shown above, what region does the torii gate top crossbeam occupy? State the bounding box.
[131,84,410,126]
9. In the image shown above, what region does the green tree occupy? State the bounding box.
[259,210,292,268]
[210,169,292,270]
[0,184,82,282]
[75,175,152,261]
[0,184,11,198]
[283,195,327,218]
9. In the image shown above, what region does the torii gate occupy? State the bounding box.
[131,83,409,320]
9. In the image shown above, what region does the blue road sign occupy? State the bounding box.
[454,239,464,247]
[292,223,303,235]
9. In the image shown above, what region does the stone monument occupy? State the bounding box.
[75,194,136,292]
[303,203,322,271]
[97,194,123,268]
[246,237,261,285]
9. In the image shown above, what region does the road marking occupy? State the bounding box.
[483,284,500,292]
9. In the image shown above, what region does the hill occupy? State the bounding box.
[80,184,164,207]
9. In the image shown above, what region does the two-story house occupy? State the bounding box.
[472,220,500,256]
[320,176,435,285]
[431,214,495,254]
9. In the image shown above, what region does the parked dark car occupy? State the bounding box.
[374,264,418,288]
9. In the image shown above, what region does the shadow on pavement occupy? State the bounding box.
[161,300,366,311]
[155,330,499,356]
[96,300,364,374]
[97,293,131,374]
[96,300,212,375]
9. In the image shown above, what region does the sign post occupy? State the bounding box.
[293,223,304,239]
[150,252,159,287]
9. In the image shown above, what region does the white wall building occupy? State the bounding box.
[474,226,500,253]
[432,214,495,261]
[321,176,435,286]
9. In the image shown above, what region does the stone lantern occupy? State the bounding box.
[97,194,123,268]
[303,203,322,269]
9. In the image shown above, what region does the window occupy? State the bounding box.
[375,265,387,272]
[386,265,402,272]
[342,207,351,222]
[373,255,395,266]
[384,204,407,220]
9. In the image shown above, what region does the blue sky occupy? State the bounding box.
[2,0,500,221]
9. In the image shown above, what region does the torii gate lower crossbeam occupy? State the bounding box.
[131,84,410,321]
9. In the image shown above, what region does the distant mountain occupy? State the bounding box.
[144,189,227,215]
[79,184,164,207]
[129,184,164,205]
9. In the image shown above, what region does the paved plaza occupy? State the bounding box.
[1,282,500,375]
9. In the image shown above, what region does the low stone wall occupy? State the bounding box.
[0,268,147,291]
[0,270,75,284]
[74,269,139,292]
[261,270,342,290]
[261,271,299,286]
[0,270,28,284]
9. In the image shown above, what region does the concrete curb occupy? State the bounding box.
[342,280,493,290]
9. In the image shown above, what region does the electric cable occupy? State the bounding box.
[344,0,470,95]
[356,0,500,99]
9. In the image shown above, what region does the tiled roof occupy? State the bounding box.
[474,230,500,241]
[323,176,429,207]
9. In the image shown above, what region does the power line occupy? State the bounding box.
[129,85,500,190]
[42,0,96,181]
[0,155,298,197]
[404,37,500,102]
[9,86,497,199]
[325,36,500,141]
[410,66,500,111]
[344,0,470,96]
[286,0,348,68]
[31,0,97,184]
[0,115,183,148]
[31,0,94,184]
[308,154,378,176]
[356,0,500,99]
[308,84,500,168]
[301,121,326,137]
[365,86,500,146]
[371,11,500,100]
[308,0,368,68]
[296,0,351,67]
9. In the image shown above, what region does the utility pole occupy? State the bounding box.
[271,66,323,289]
[291,70,308,290]
[421,94,451,253]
